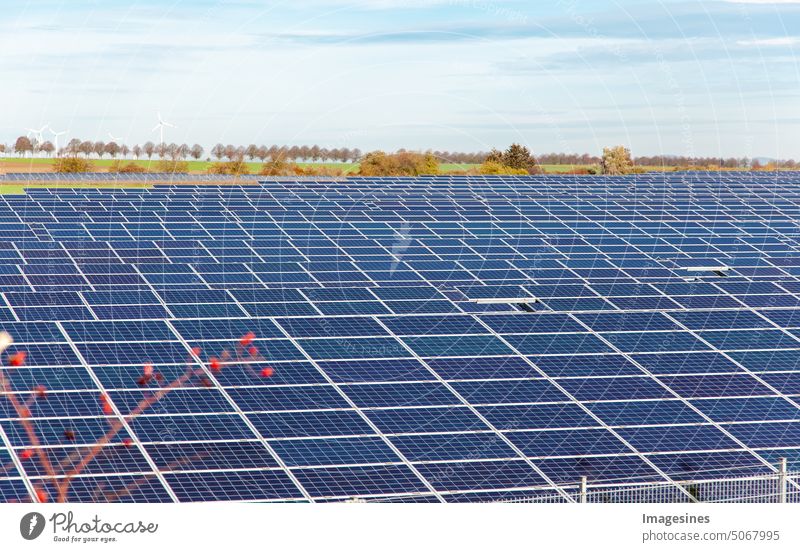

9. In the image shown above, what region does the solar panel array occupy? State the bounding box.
[2,173,800,503]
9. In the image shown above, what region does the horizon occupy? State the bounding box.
[1,1,798,159]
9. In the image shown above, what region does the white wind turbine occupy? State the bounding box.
[152,113,175,146]
[24,126,47,157]
[25,125,47,145]
[48,126,69,153]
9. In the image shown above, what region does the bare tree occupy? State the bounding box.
[212,143,225,161]
[79,141,94,158]
[104,142,120,159]
[245,144,258,161]
[143,142,156,160]
[190,144,204,160]
[176,143,190,160]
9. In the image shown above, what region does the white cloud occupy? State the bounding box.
[737,37,800,45]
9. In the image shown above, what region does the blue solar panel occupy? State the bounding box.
[4,173,800,503]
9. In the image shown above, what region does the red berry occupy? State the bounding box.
[209,357,222,372]
[260,367,274,378]
[35,487,48,503]
[20,449,34,460]
[122,438,133,447]
[248,346,259,356]
[191,347,202,356]
[8,351,26,367]
[240,332,256,347]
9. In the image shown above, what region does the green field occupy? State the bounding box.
[0,156,363,174]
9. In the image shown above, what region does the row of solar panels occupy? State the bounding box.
[2,174,800,503]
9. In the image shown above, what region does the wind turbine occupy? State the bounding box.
[25,126,47,145]
[152,113,175,146]
[49,126,69,152]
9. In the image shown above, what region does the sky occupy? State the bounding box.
[1,0,798,158]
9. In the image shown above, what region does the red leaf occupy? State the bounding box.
[34,385,47,399]
[35,487,49,503]
[248,346,259,356]
[239,332,256,347]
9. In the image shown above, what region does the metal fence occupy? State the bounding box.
[496,459,800,504]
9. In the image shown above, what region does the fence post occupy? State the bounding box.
[779,457,787,503]
[580,476,587,504]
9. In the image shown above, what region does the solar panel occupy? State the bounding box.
[2,172,800,503]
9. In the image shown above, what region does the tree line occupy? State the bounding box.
[2,136,798,170]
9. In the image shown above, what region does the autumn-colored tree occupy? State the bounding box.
[108,160,147,173]
[208,159,250,176]
[52,157,93,173]
[359,151,439,176]
[477,160,528,175]
[600,145,634,175]
[14,136,33,157]
[155,159,189,173]
[486,144,541,174]
[39,141,55,157]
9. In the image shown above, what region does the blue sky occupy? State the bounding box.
[1,0,798,158]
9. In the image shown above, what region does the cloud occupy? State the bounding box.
[737,37,800,45]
